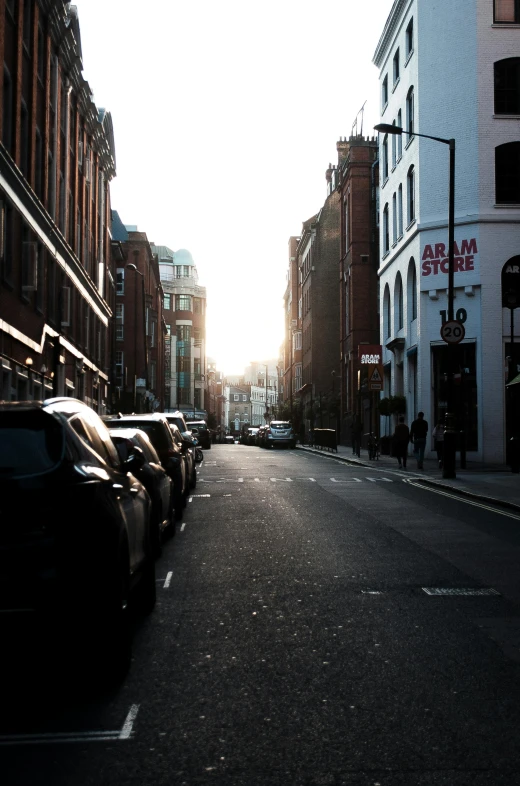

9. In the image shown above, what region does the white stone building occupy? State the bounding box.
[373,0,520,462]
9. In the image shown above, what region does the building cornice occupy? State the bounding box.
[372,0,408,68]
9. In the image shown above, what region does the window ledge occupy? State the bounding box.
[381,176,389,188]
[406,219,416,231]
[391,164,397,173]
[381,101,389,115]
[404,50,413,66]
[492,23,520,28]
[493,114,520,119]
[396,154,402,164]
[405,136,415,150]
[392,77,400,93]
[382,250,390,260]
[494,203,520,209]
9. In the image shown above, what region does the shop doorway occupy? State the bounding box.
[431,343,478,451]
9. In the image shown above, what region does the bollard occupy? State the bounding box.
[509,436,520,473]
[459,430,466,470]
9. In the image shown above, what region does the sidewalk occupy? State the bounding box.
[297,441,520,512]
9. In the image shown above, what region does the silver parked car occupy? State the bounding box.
[265,421,296,449]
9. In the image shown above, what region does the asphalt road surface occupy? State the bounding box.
[3,445,520,785]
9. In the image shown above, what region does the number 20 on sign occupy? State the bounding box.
[440,320,465,344]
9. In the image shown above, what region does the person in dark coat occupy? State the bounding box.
[410,411,428,469]
[393,415,410,468]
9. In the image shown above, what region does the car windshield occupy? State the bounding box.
[0,409,64,478]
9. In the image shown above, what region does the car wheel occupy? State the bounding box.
[190,468,197,488]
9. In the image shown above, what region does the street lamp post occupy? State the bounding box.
[126,263,148,412]
[374,123,457,478]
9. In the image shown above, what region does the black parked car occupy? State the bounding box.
[164,411,197,489]
[109,428,173,557]
[103,413,188,520]
[0,399,156,678]
[186,419,212,449]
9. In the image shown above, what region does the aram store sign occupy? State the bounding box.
[419,230,480,291]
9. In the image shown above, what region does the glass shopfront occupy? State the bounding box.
[431,343,478,451]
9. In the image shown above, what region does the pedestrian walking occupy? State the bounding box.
[392,416,410,468]
[432,420,445,469]
[410,411,428,469]
[351,416,362,458]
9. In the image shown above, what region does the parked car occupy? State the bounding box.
[224,434,235,444]
[246,427,259,445]
[109,428,172,557]
[264,421,296,449]
[103,413,188,520]
[256,425,269,447]
[0,398,156,679]
[163,412,197,489]
[186,419,211,449]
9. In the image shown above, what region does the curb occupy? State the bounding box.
[296,445,520,515]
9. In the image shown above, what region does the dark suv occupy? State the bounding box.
[164,411,197,489]
[186,419,211,449]
[103,413,188,520]
[0,399,156,677]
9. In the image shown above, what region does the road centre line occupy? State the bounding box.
[180,522,186,532]
[163,571,173,588]
[405,478,520,520]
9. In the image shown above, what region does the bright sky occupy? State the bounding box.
[74,0,392,375]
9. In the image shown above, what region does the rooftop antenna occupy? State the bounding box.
[351,101,366,138]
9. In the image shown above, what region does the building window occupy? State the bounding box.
[392,193,397,244]
[20,101,29,178]
[177,325,191,341]
[393,48,400,85]
[398,184,403,237]
[408,258,417,321]
[391,121,397,168]
[494,0,520,22]
[23,0,32,50]
[382,135,389,181]
[494,58,520,114]
[2,67,13,154]
[383,284,391,339]
[383,204,389,254]
[407,166,415,223]
[395,273,404,331]
[176,294,192,311]
[116,303,124,340]
[405,17,414,57]
[397,110,403,159]
[293,331,302,351]
[165,323,171,336]
[164,293,171,310]
[116,268,124,294]
[234,394,239,401]
[242,395,247,401]
[406,87,414,138]
[344,197,349,252]
[496,142,520,203]
[382,74,388,109]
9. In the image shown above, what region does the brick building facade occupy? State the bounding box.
[0,1,115,409]
[338,136,380,439]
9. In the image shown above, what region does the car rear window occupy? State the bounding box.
[107,420,171,453]
[0,409,64,478]
[272,423,291,430]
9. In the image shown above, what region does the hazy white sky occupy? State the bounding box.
[74,0,392,374]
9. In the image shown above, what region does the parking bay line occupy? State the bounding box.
[0,704,140,746]
[163,571,173,587]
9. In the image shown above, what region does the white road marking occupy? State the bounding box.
[119,704,140,740]
[188,496,193,503]
[0,704,141,746]
[270,478,293,482]
[366,477,392,482]
[180,522,186,531]
[192,494,211,497]
[238,478,243,483]
[405,478,520,520]
[330,478,362,483]
[163,571,173,588]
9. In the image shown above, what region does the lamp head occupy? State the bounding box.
[126,263,138,271]
[374,123,403,135]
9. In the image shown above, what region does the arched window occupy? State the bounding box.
[383,284,391,339]
[407,166,415,223]
[407,258,417,321]
[494,59,520,114]
[383,203,389,254]
[382,135,389,181]
[395,273,404,332]
[406,87,414,137]
[496,142,520,203]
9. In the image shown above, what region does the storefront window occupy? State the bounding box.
[432,343,477,451]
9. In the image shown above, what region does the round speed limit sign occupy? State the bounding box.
[440,320,465,344]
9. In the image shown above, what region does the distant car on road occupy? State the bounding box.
[264,421,296,449]
[224,435,235,444]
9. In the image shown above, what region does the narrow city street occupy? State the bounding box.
[3,444,520,785]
